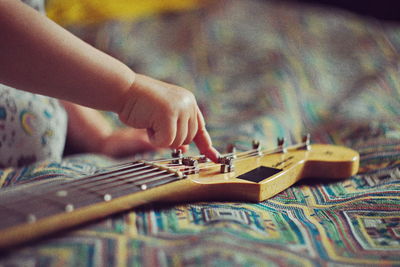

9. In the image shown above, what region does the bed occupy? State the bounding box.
[1,0,399,265]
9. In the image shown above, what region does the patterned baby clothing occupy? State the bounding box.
[0,0,68,168]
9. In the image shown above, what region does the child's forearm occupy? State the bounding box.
[0,0,220,160]
[0,0,132,113]
[61,101,113,152]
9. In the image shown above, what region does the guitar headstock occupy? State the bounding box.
[165,139,359,202]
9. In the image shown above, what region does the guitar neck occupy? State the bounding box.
[0,142,360,250]
[0,161,194,249]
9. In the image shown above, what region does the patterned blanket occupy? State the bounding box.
[1,0,399,265]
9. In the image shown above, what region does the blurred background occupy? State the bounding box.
[45,0,400,151]
[45,0,205,26]
[45,0,400,26]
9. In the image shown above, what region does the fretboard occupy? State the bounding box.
[0,161,184,232]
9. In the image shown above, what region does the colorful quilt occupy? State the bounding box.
[1,0,400,265]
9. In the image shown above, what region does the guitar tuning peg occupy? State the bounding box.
[277,137,287,153]
[171,149,183,164]
[198,155,210,163]
[252,140,260,149]
[226,144,237,159]
[219,156,235,173]
[252,140,262,156]
[182,157,199,174]
[302,133,311,150]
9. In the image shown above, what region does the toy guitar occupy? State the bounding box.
[0,135,359,249]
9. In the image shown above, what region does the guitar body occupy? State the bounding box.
[0,143,359,250]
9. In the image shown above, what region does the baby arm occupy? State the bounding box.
[62,101,157,157]
[0,0,219,161]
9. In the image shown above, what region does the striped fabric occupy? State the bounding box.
[1,0,399,265]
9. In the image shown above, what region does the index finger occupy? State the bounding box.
[193,107,220,163]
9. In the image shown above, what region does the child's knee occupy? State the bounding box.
[0,85,67,167]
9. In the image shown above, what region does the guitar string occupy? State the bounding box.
[2,142,305,205]
[0,168,190,225]
[0,165,164,219]
[29,148,277,215]
[98,149,259,170]
[22,149,275,212]
[0,161,215,212]
[22,146,261,195]
[51,145,293,203]
[157,141,305,163]
[0,162,150,201]
[5,163,154,201]
[0,164,192,224]
[101,142,289,170]
[164,145,286,171]
[0,162,202,221]
[46,142,295,193]
[1,142,308,215]
[59,142,307,199]
[5,169,183,216]
[0,162,153,207]
[1,153,262,222]
[1,162,181,208]
[151,142,304,167]
[0,151,269,223]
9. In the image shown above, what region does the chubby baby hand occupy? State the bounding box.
[118,74,219,162]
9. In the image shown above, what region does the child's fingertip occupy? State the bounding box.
[213,149,221,163]
[204,146,220,163]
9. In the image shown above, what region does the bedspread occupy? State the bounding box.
[1,0,399,266]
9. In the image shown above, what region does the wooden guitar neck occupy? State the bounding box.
[0,141,359,250]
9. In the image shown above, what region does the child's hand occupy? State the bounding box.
[118,74,219,162]
[0,0,219,162]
